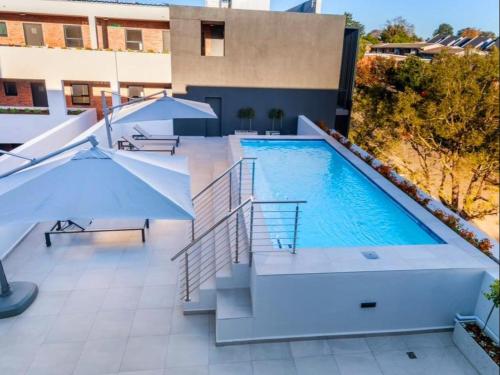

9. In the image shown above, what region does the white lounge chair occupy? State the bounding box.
[118,136,175,155]
[132,124,180,146]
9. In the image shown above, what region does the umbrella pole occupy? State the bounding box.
[0,260,38,318]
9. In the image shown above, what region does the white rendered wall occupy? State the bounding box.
[0,109,97,259]
[473,271,499,340]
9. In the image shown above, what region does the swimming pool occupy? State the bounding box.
[241,139,443,248]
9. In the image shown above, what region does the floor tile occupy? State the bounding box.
[75,268,115,290]
[166,334,209,367]
[328,337,371,354]
[45,313,96,343]
[144,266,178,286]
[112,268,147,288]
[170,308,210,336]
[3,314,56,346]
[130,308,172,336]
[139,285,176,309]
[252,359,297,375]
[365,335,409,353]
[88,310,135,340]
[61,289,106,314]
[403,332,453,350]
[334,352,383,375]
[163,367,208,375]
[27,342,84,375]
[294,355,341,375]
[0,342,40,375]
[209,362,252,375]
[208,342,251,364]
[290,339,331,358]
[23,291,69,317]
[120,336,169,372]
[74,338,127,375]
[102,287,143,311]
[250,342,292,361]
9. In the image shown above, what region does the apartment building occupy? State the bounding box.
[0,0,357,143]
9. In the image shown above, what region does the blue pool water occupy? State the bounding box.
[241,140,443,248]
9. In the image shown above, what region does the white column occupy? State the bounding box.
[88,15,98,49]
[45,79,67,121]
[110,80,121,107]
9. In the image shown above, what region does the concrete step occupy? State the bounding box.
[216,288,252,319]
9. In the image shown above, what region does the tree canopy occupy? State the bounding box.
[433,23,453,36]
[380,17,421,43]
[351,50,500,220]
[344,12,365,36]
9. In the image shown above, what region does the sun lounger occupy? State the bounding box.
[118,136,176,155]
[44,219,149,247]
[132,125,180,146]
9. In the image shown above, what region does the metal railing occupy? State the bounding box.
[171,198,306,302]
[189,157,256,242]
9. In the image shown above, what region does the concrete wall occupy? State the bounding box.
[0,109,97,259]
[473,271,499,341]
[170,6,345,94]
[175,87,336,135]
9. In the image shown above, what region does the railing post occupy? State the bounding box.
[249,203,255,267]
[191,219,195,242]
[235,211,240,264]
[251,160,256,196]
[229,170,232,212]
[238,160,243,205]
[184,252,190,302]
[292,203,299,254]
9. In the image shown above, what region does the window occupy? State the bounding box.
[128,86,144,100]
[64,25,83,48]
[23,23,44,46]
[0,22,7,37]
[71,84,90,105]
[125,29,143,51]
[201,22,224,57]
[3,82,17,96]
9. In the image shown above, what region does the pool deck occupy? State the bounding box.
[0,137,485,374]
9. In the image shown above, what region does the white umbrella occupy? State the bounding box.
[112,95,218,125]
[0,146,194,224]
[0,141,194,318]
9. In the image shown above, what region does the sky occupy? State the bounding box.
[121,0,499,39]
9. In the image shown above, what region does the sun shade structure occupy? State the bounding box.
[112,95,218,125]
[0,147,194,223]
[0,141,194,318]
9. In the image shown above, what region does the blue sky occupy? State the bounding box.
[128,0,499,39]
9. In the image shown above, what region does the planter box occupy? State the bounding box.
[235,130,258,135]
[453,321,499,375]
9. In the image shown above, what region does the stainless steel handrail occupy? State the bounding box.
[192,157,256,201]
[171,197,253,261]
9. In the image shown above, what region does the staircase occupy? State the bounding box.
[170,157,305,342]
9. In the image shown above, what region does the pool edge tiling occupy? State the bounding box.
[241,139,443,249]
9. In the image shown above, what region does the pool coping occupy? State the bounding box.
[228,134,497,276]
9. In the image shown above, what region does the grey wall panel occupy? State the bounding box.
[173,86,337,136]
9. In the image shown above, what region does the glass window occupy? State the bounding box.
[64,25,84,48]
[125,29,143,51]
[23,23,44,46]
[128,86,144,100]
[71,84,90,105]
[201,22,224,57]
[3,82,17,96]
[0,22,7,37]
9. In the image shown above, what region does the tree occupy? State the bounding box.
[480,31,497,39]
[433,23,453,36]
[344,12,365,36]
[393,50,499,219]
[457,27,481,38]
[482,280,500,334]
[380,17,421,43]
[237,107,256,131]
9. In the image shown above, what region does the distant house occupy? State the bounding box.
[366,34,498,60]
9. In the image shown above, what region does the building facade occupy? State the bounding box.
[0,0,357,143]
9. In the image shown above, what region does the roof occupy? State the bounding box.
[420,45,464,55]
[371,42,432,49]
[65,0,169,6]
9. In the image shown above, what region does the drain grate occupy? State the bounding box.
[406,351,417,359]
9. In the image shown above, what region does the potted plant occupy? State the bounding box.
[268,108,278,131]
[237,107,256,133]
[453,279,499,374]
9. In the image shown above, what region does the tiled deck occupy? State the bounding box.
[1,137,478,374]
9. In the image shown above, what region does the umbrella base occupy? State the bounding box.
[0,281,38,319]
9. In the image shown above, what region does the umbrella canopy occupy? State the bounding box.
[0,146,195,224]
[113,96,218,124]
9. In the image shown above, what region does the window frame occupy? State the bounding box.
[125,29,143,51]
[3,82,18,96]
[201,22,225,57]
[63,24,84,48]
[70,84,91,106]
[0,21,7,37]
[23,23,44,46]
